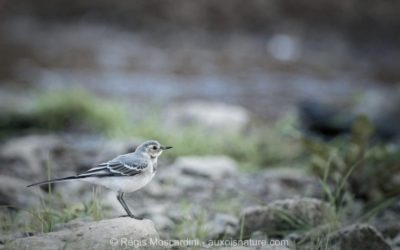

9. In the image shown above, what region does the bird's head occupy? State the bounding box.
[136,140,173,159]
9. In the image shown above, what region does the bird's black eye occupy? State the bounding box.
[152,145,158,150]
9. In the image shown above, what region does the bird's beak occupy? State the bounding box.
[161,145,173,150]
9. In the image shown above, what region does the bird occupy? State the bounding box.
[27,140,172,220]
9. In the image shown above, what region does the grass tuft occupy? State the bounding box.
[34,89,130,134]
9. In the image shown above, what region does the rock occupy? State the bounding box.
[392,234,400,249]
[205,213,239,240]
[52,217,94,231]
[300,92,400,142]
[158,166,213,195]
[174,156,238,180]
[144,181,170,198]
[330,224,391,250]
[150,214,175,232]
[164,101,250,133]
[239,198,334,238]
[0,175,45,209]
[372,200,400,239]
[257,168,321,200]
[299,100,353,140]
[0,232,34,246]
[0,135,63,179]
[9,218,164,250]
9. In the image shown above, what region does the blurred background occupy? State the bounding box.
[0,1,400,249]
[1,0,400,117]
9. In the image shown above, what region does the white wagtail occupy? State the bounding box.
[27,140,172,220]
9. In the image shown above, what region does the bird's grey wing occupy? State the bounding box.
[106,155,149,176]
[78,154,148,178]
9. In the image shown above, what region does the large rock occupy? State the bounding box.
[9,218,164,250]
[174,155,238,180]
[164,101,251,133]
[239,198,333,238]
[0,175,45,209]
[330,224,391,250]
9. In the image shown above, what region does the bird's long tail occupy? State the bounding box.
[27,176,81,187]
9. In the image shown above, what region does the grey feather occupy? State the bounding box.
[78,153,149,178]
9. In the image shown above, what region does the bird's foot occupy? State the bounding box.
[119,214,143,220]
[130,215,143,220]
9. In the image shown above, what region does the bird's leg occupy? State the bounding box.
[116,192,142,220]
[117,192,133,217]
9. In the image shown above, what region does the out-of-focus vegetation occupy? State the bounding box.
[304,114,400,234]
[0,90,130,137]
[27,188,105,233]
[0,187,105,235]
[1,156,105,236]
[35,90,130,135]
[1,89,303,170]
